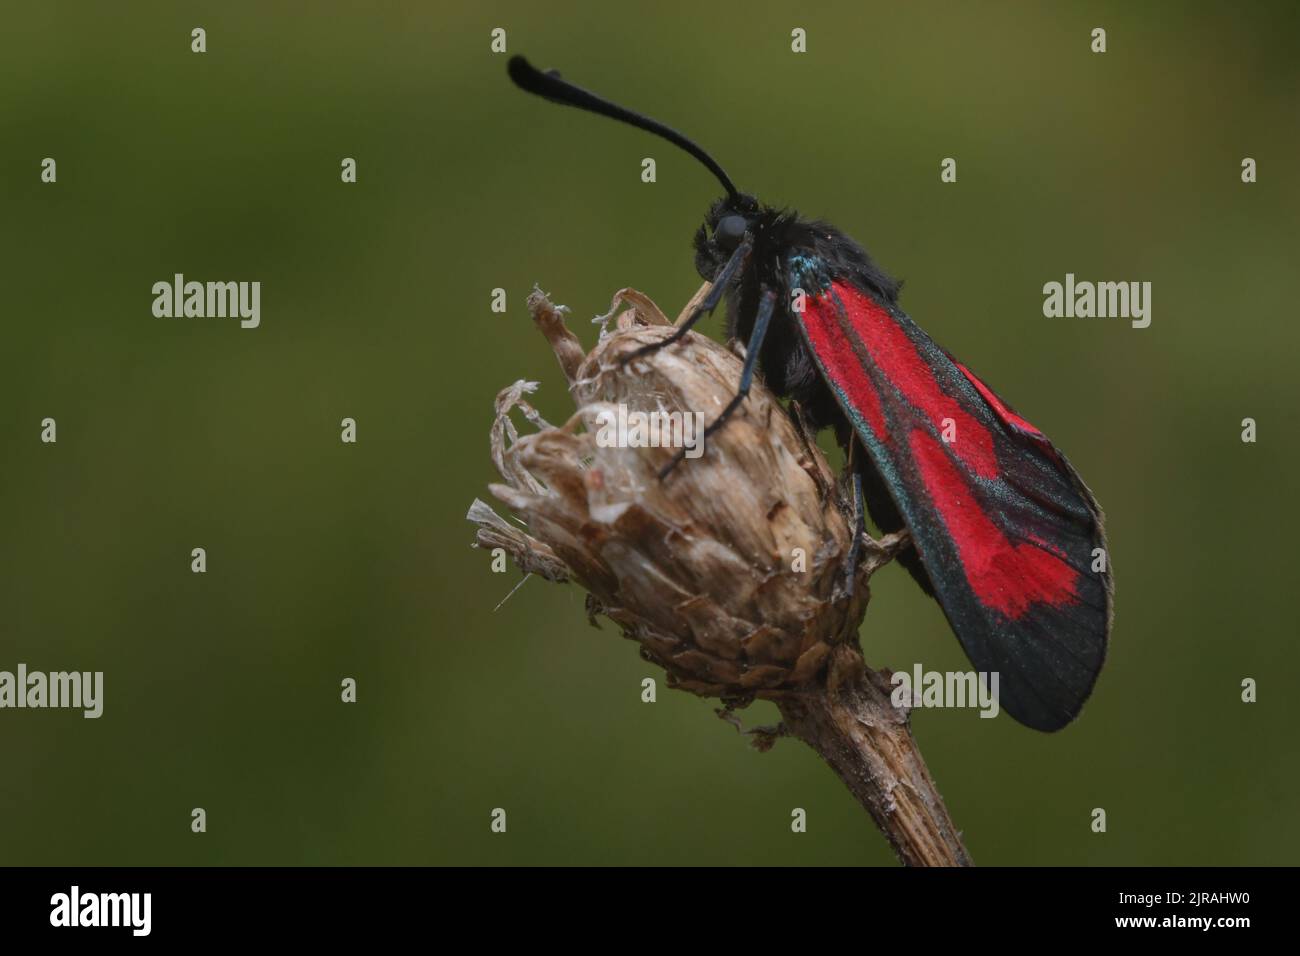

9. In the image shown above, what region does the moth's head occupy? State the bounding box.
[694,193,761,281]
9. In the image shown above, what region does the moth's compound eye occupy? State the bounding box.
[714,215,748,250]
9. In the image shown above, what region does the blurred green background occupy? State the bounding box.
[2,1,1297,866]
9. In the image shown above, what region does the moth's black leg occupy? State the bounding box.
[843,470,866,587]
[658,284,776,479]
[857,450,935,596]
[621,239,752,366]
[840,440,914,599]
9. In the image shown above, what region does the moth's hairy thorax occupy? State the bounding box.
[694,203,902,436]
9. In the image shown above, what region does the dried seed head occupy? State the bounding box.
[469,287,972,867]
[477,288,879,700]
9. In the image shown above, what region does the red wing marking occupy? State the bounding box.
[801,290,888,438]
[824,282,999,478]
[907,427,1079,619]
[953,361,1046,439]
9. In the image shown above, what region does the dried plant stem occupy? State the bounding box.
[778,653,973,866]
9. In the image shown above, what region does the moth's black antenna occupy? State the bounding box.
[508,55,739,199]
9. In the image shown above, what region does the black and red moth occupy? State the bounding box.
[508,56,1112,732]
